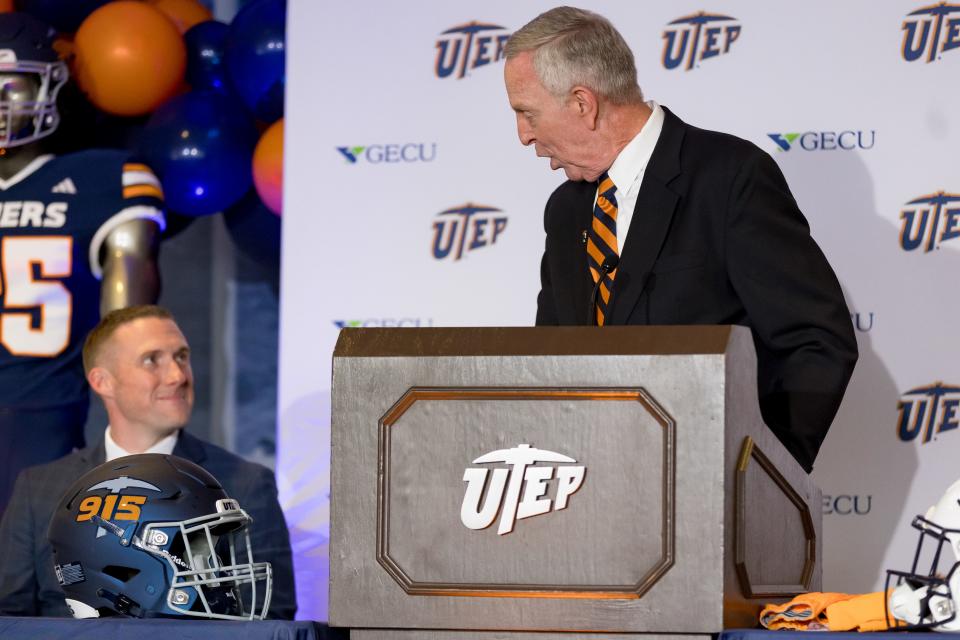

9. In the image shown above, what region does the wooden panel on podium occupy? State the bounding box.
[329,326,821,638]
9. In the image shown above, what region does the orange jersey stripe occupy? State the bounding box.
[123,184,164,199]
[123,163,151,173]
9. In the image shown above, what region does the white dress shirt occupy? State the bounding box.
[104,426,179,462]
[596,101,665,255]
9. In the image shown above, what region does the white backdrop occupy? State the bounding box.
[280,0,960,621]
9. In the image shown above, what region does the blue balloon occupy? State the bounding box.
[185,20,231,93]
[224,0,286,122]
[138,90,258,217]
[224,190,281,266]
[18,0,111,33]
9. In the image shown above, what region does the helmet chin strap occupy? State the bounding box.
[95,588,143,617]
[889,581,960,631]
[889,583,931,625]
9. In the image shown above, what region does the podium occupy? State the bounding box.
[329,326,821,639]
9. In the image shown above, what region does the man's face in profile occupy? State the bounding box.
[99,317,194,437]
[504,51,600,182]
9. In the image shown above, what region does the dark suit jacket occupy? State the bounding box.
[537,107,858,471]
[0,431,297,619]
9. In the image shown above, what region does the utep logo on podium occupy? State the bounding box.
[662,11,741,70]
[435,21,511,79]
[902,3,960,63]
[431,203,507,261]
[461,444,585,535]
[897,382,960,444]
[899,191,960,252]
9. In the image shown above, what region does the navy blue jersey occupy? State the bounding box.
[0,149,164,409]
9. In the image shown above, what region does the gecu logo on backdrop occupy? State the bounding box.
[435,21,512,79]
[460,444,585,535]
[431,203,507,261]
[661,11,741,71]
[336,143,437,164]
[767,130,876,152]
[899,191,960,252]
[902,3,960,63]
[823,494,872,515]
[332,318,433,329]
[897,382,960,444]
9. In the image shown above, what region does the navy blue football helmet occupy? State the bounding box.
[48,453,272,620]
[0,12,68,147]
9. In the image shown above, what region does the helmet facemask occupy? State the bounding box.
[887,515,960,631]
[0,58,67,148]
[137,498,273,620]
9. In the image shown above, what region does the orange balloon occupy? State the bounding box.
[74,1,186,116]
[149,0,212,34]
[252,119,283,216]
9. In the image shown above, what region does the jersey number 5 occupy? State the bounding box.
[0,236,72,357]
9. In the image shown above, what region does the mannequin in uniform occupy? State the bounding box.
[0,12,166,514]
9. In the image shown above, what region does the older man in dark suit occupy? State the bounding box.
[503,7,858,472]
[0,305,296,619]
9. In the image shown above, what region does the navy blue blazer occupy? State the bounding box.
[0,430,296,619]
[536,107,858,471]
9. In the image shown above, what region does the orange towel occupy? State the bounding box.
[760,591,896,631]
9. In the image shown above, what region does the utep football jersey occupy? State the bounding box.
[0,149,164,409]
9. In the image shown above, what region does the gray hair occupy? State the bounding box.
[504,6,643,105]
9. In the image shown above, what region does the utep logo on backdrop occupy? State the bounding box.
[461,444,585,535]
[897,382,960,444]
[435,21,511,79]
[661,11,741,70]
[899,191,960,252]
[336,143,437,165]
[850,312,875,333]
[767,130,876,152]
[902,3,960,63]
[431,202,507,261]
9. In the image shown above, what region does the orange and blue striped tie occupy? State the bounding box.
[586,172,618,325]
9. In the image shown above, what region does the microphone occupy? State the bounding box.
[588,255,619,326]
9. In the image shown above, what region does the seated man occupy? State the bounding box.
[0,305,296,619]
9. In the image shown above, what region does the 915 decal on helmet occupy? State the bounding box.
[47,453,272,620]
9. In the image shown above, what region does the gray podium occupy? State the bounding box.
[329,326,821,639]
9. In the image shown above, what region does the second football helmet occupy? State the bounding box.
[0,12,68,147]
[887,478,960,631]
[47,453,272,620]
